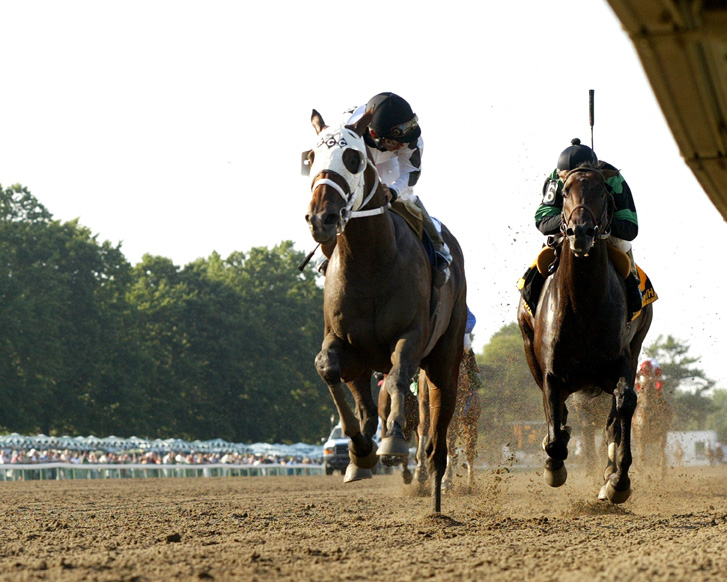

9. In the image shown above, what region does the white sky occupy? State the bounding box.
[1,1,726,390]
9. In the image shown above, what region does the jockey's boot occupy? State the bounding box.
[415,198,451,288]
[626,249,643,320]
[626,273,643,320]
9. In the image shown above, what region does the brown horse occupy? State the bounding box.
[517,165,653,504]
[632,361,673,473]
[305,109,468,512]
[411,349,482,491]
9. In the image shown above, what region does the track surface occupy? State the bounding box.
[1,465,726,581]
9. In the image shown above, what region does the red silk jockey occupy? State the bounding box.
[635,357,664,394]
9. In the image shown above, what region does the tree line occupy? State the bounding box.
[1,184,330,443]
[3,183,725,448]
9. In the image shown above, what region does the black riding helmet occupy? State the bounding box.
[557,138,598,171]
[364,92,421,147]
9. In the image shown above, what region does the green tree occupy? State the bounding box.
[0,184,138,435]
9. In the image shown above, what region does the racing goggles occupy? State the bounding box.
[369,115,418,146]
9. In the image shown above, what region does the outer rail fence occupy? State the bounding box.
[0,462,325,482]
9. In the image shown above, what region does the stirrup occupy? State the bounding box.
[434,246,452,271]
[315,256,329,275]
[433,266,450,288]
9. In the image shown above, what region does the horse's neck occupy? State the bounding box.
[559,239,611,299]
[336,172,397,269]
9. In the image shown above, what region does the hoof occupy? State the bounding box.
[377,436,409,457]
[413,468,428,484]
[349,439,379,469]
[402,468,414,485]
[380,454,403,467]
[598,480,631,504]
[544,464,567,487]
[343,463,373,483]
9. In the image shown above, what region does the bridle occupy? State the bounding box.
[560,167,613,247]
[309,124,389,234]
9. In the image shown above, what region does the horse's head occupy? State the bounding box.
[305,109,381,244]
[560,165,615,257]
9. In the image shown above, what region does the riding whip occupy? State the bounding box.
[589,89,595,150]
[297,243,320,271]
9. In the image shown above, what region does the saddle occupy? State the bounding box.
[517,245,658,320]
[390,198,436,272]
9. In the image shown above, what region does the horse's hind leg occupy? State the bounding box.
[423,366,458,513]
[413,373,430,488]
[599,377,636,503]
[465,420,478,489]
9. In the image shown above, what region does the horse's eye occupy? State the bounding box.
[342,149,364,174]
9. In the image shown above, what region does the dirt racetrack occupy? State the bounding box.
[1,464,727,581]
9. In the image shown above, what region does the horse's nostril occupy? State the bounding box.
[566,227,575,237]
[586,228,595,237]
[323,213,339,226]
[305,214,311,224]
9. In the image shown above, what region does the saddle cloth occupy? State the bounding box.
[518,245,658,320]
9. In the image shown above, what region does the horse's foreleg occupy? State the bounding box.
[599,377,636,504]
[378,340,421,457]
[315,340,377,481]
[542,374,569,487]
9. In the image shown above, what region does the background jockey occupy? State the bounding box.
[345,92,452,287]
[635,357,664,394]
[534,138,643,319]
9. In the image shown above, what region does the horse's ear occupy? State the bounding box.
[311,109,326,135]
[601,168,620,180]
[346,107,374,137]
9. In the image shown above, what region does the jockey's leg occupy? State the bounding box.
[412,196,451,287]
[608,237,642,319]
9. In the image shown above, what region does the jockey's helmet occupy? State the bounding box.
[639,358,663,378]
[557,138,598,171]
[365,92,421,146]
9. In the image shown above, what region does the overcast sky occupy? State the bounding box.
[1,1,726,390]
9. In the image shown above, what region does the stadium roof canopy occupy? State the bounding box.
[607,0,727,219]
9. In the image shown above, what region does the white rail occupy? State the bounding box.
[0,462,325,482]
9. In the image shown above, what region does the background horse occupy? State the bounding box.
[305,109,468,512]
[569,391,611,478]
[443,348,482,489]
[517,165,653,504]
[411,348,482,491]
[632,361,673,474]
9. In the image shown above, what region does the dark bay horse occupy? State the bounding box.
[517,165,653,504]
[632,360,673,473]
[305,109,468,512]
